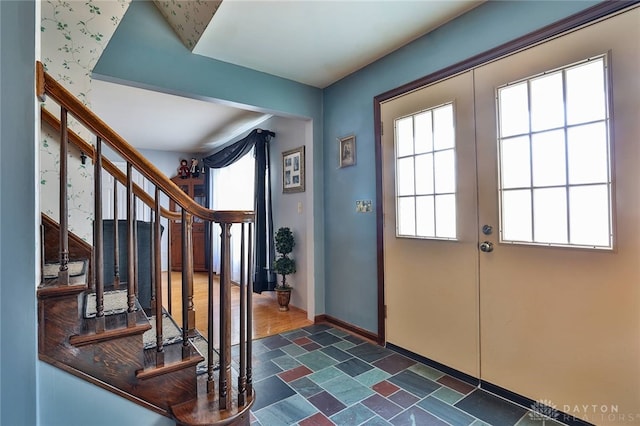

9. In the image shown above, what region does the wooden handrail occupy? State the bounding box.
[38,61,218,222]
[41,107,180,221]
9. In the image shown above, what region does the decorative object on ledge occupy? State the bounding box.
[190,158,200,177]
[273,227,296,311]
[339,135,356,168]
[282,146,305,193]
[178,158,190,178]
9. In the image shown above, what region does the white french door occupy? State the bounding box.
[381,71,480,377]
[382,7,639,422]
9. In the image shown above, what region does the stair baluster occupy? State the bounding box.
[219,221,232,410]
[181,209,191,357]
[183,212,196,337]
[113,178,120,288]
[153,187,165,366]
[150,198,156,312]
[94,136,105,333]
[58,107,69,285]
[246,222,254,397]
[166,218,173,315]
[238,222,247,406]
[207,221,216,393]
[126,163,136,327]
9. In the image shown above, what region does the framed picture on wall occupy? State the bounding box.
[282,146,305,193]
[339,135,356,168]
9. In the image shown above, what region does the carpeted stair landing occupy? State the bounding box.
[85,289,218,373]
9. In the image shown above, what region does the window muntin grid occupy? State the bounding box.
[395,103,457,240]
[496,55,613,249]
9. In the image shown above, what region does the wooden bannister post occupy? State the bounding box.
[182,212,196,337]
[219,221,232,410]
[94,137,105,333]
[150,203,156,312]
[207,221,216,394]
[167,220,172,315]
[58,107,69,285]
[154,187,164,366]
[246,222,254,396]
[113,178,120,288]
[238,223,247,406]
[133,197,139,297]
[180,210,190,357]
[126,164,136,327]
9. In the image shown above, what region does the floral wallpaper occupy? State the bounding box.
[40,0,131,242]
[153,0,222,51]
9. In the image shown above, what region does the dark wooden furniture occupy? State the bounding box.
[170,174,208,271]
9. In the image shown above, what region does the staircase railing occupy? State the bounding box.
[37,61,255,419]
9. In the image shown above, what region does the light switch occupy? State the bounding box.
[297,201,303,214]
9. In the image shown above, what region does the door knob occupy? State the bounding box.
[479,241,494,253]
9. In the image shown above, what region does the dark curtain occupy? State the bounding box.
[202,129,277,293]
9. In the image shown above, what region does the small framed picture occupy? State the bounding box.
[339,135,356,168]
[282,146,305,193]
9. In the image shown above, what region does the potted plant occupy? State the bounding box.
[272,227,296,311]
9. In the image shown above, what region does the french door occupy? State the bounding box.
[381,71,480,377]
[382,7,639,420]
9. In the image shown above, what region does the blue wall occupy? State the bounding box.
[38,364,175,426]
[322,1,599,332]
[94,0,326,316]
[0,1,37,424]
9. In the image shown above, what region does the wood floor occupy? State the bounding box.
[160,272,312,346]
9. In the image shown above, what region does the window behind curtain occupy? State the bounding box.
[210,148,255,281]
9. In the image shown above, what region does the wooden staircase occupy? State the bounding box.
[36,61,255,425]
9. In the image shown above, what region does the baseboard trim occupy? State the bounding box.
[385,343,479,386]
[314,314,379,343]
[480,381,595,426]
[384,343,595,426]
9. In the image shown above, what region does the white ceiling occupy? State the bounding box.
[91,80,272,154]
[195,0,483,88]
[93,0,482,153]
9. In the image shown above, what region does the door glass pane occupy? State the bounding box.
[497,55,612,249]
[397,157,415,196]
[433,104,455,150]
[395,102,457,240]
[415,153,434,194]
[416,196,435,237]
[570,185,610,246]
[502,189,532,241]
[531,72,564,131]
[531,130,566,187]
[533,188,568,244]
[500,136,531,189]
[434,149,455,193]
[396,117,414,157]
[499,82,529,137]
[567,122,608,185]
[414,111,433,154]
[397,197,416,236]
[435,194,456,238]
[566,59,606,125]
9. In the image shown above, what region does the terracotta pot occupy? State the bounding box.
[276,288,292,312]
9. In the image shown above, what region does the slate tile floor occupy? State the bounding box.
[245,324,565,426]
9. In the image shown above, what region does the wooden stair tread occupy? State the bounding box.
[69,298,151,347]
[38,259,90,298]
[137,342,204,380]
[171,387,254,426]
[37,280,87,298]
